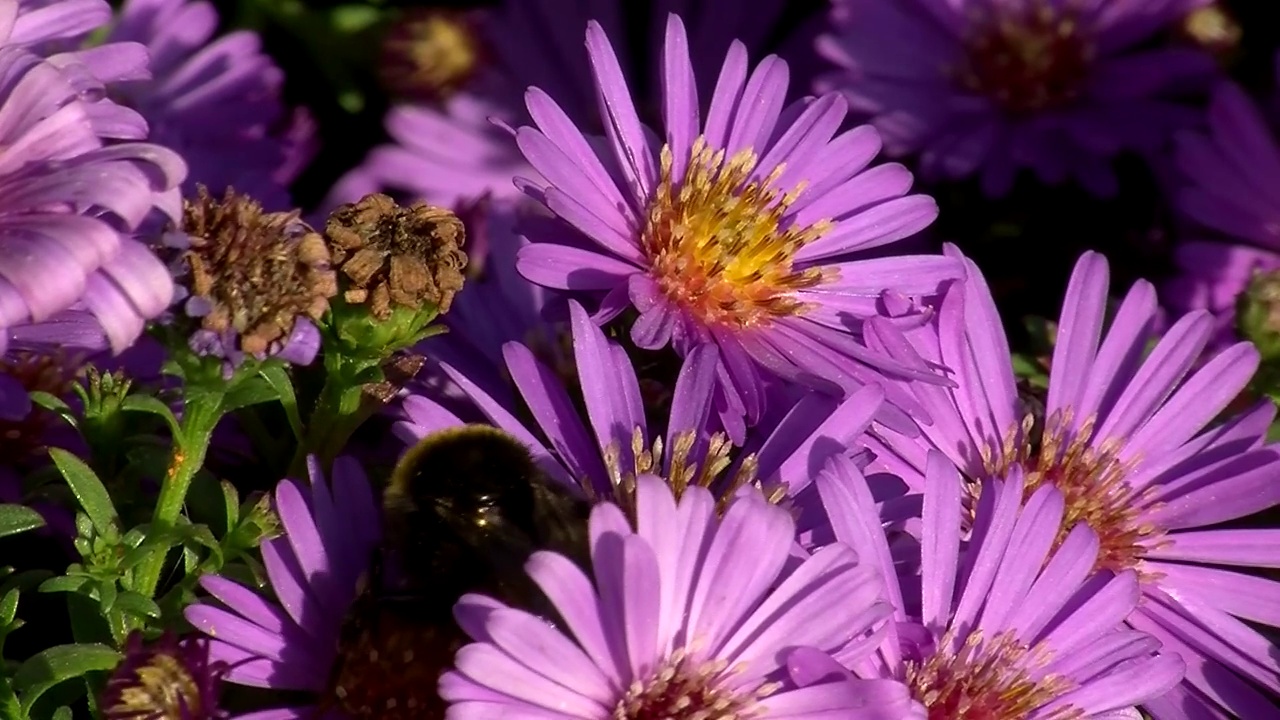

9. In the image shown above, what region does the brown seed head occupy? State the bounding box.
[324,193,468,320]
[182,187,338,356]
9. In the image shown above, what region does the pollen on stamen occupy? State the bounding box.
[906,630,1078,720]
[982,408,1163,574]
[641,137,833,331]
[597,427,784,517]
[613,646,773,720]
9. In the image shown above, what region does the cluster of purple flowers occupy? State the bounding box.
[2,0,1279,719]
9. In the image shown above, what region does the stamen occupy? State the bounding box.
[613,647,765,720]
[379,9,485,101]
[642,138,832,330]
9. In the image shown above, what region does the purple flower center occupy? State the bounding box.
[0,352,80,459]
[982,409,1158,574]
[642,138,831,331]
[613,648,768,720]
[957,1,1094,114]
[906,631,1075,719]
[325,598,457,719]
[380,9,486,102]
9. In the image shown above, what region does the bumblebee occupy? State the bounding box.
[322,425,592,719]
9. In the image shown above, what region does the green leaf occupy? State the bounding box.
[13,644,121,710]
[38,576,92,595]
[51,706,72,720]
[259,365,303,440]
[47,449,118,535]
[120,394,182,439]
[0,505,44,539]
[330,3,381,32]
[112,592,161,621]
[222,376,280,413]
[28,391,69,414]
[221,481,240,532]
[0,588,18,625]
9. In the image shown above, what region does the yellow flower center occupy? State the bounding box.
[641,138,832,330]
[907,631,1078,720]
[983,409,1162,574]
[957,1,1094,114]
[108,652,204,719]
[380,10,483,101]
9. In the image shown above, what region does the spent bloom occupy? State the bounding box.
[513,14,957,437]
[107,0,316,209]
[166,188,337,371]
[816,451,1184,717]
[184,457,381,719]
[817,0,1218,196]
[870,248,1280,716]
[441,474,914,718]
[0,45,186,355]
[100,631,228,720]
[1163,66,1280,346]
[397,299,887,510]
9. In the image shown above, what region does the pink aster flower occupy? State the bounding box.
[513,14,958,437]
[867,248,1280,716]
[814,450,1185,717]
[817,0,1218,196]
[441,474,915,718]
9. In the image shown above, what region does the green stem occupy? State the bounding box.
[289,353,381,477]
[135,394,224,599]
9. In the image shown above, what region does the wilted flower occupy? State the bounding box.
[512,14,956,438]
[107,0,316,209]
[441,475,915,718]
[817,0,1217,196]
[816,451,1184,717]
[871,248,1280,716]
[100,631,228,720]
[185,457,381,718]
[0,46,186,355]
[169,187,337,370]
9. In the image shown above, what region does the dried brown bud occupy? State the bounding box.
[182,187,339,356]
[324,193,468,320]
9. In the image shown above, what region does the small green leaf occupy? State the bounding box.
[48,449,118,535]
[120,395,181,438]
[13,644,121,710]
[97,582,117,614]
[0,505,44,539]
[221,481,240,532]
[28,391,69,414]
[222,376,280,413]
[51,706,72,720]
[0,588,18,625]
[38,576,92,595]
[112,592,161,621]
[259,365,303,440]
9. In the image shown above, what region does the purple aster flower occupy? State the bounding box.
[1163,72,1280,345]
[0,46,187,355]
[184,456,381,719]
[100,631,228,719]
[816,0,1218,196]
[815,450,1185,717]
[397,298,886,507]
[512,14,957,437]
[106,0,316,210]
[867,248,1280,716]
[1,0,153,140]
[441,473,914,718]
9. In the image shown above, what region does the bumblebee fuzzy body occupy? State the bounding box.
[323,425,591,718]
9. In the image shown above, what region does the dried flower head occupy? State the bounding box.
[181,187,338,357]
[101,631,228,720]
[324,193,467,320]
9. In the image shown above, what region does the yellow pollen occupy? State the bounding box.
[613,646,771,720]
[381,10,482,100]
[907,630,1079,720]
[641,137,833,330]
[956,0,1094,114]
[596,427,785,517]
[981,408,1163,575]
